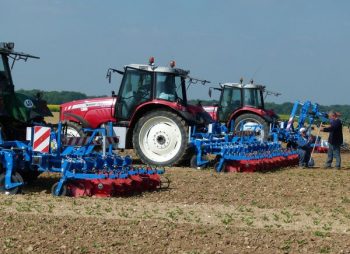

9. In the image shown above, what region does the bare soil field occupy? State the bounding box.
[1,152,350,254]
[1,115,348,253]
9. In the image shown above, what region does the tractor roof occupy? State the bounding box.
[221,82,265,90]
[125,64,190,76]
[0,42,39,59]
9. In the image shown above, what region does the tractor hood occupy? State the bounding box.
[202,105,218,121]
[264,108,278,119]
[60,97,116,128]
[185,104,213,125]
[60,97,115,112]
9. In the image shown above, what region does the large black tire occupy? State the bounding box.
[234,113,269,141]
[65,121,86,137]
[133,110,193,166]
[0,172,24,195]
[0,122,6,141]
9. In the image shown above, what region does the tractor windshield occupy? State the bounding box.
[0,54,14,94]
[243,88,264,108]
[155,73,185,104]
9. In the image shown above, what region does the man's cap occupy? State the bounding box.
[329,111,341,117]
[299,127,307,133]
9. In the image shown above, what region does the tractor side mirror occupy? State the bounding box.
[106,68,124,84]
[111,91,116,97]
[208,88,212,98]
[107,70,112,84]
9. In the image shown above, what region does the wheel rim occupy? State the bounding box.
[66,127,81,137]
[235,118,265,141]
[138,116,182,163]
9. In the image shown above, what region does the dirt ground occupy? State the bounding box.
[0,152,350,254]
[1,115,349,253]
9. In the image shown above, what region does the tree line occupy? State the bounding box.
[17,89,350,119]
[265,102,350,119]
[16,89,106,104]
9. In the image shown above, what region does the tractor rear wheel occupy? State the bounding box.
[234,113,269,141]
[133,110,192,166]
[17,166,40,184]
[0,122,7,141]
[65,122,85,137]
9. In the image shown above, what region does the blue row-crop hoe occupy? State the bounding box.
[189,122,299,172]
[0,122,168,197]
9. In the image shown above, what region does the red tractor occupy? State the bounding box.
[60,58,212,166]
[203,79,279,140]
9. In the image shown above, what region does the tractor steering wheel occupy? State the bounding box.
[136,86,150,100]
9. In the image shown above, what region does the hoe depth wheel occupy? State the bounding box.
[190,154,209,169]
[234,113,269,141]
[133,111,191,166]
[0,172,24,195]
[51,182,68,196]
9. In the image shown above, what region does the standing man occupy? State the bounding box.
[321,111,343,169]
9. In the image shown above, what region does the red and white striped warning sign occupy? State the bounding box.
[33,126,51,153]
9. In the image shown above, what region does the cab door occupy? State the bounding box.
[218,86,242,122]
[115,68,153,120]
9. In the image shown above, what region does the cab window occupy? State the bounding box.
[0,55,13,93]
[243,88,263,108]
[155,73,184,103]
[117,69,152,119]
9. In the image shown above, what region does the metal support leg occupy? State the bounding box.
[3,151,23,190]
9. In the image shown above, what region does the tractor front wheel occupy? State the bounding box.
[65,122,85,137]
[133,110,191,166]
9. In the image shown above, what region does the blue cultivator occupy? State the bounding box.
[0,123,167,197]
[190,122,299,172]
[270,100,335,153]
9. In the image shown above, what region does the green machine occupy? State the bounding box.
[0,42,52,140]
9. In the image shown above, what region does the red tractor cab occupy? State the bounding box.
[204,80,278,140]
[60,58,211,166]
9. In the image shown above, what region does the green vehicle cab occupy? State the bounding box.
[0,42,52,140]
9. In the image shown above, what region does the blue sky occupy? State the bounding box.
[1,0,349,105]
